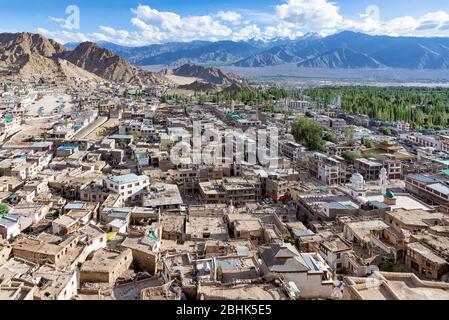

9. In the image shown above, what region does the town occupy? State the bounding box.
[1,71,449,301]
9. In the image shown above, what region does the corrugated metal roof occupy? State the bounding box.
[427,183,449,196]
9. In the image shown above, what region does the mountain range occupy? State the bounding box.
[238,31,449,69]
[65,37,291,67]
[0,32,167,86]
[66,31,449,70]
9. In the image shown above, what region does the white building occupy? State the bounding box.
[104,174,150,201]
[0,216,21,240]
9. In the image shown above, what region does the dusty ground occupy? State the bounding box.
[71,116,108,140]
[84,118,120,140]
[5,118,55,144]
[26,93,73,117]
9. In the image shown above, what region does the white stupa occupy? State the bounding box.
[349,172,367,199]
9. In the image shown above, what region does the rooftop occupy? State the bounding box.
[346,272,449,300]
[107,174,149,185]
[365,194,433,211]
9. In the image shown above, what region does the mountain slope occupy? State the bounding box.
[298,48,385,69]
[0,32,104,85]
[235,31,449,69]
[178,80,219,92]
[137,41,260,66]
[172,64,239,85]
[64,42,166,85]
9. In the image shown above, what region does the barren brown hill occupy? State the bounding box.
[178,80,219,92]
[65,42,167,85]
[0,32,104,86]
[172,64,240,85]
[0,32,168,86]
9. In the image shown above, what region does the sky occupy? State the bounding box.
[1,0,449,45]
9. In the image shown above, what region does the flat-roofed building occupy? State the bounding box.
[119,235,160,274]
[12,233,82,268]
[405,174,449,205]
[317,236,352,271]
[80,248,133,284]
[354,158,383,181]
[405,242,449,280]
[142,183,183,212]
[185,216,229,241]
[345,271,449,300]
[227,214,264,241]
[199,177,259,205]
[104,173,149,201]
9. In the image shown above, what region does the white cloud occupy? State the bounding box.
[276,0,343,29]
[36,28,90,43]
[37,2,449,46]
[48,17,65,24]
[48,15,77,30]
[232,24,261,41]
[215,11,242,23]
[99,26,129,39]
[130,5,232,41]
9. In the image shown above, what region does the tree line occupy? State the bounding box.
[304,86,449,129]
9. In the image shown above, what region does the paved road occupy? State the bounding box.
[71,116,108,140]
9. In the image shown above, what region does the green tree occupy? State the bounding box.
[342,125,356,145]
[132,131,141,140]
[361,137,374,148]
[363,151,381,159]
[291,118,325,152]
[0,203,9,217]
[379,126,391,135]
[341,151,361,162]
[323,130,337,143]
[380,259,394,272]
[216,266,223,281]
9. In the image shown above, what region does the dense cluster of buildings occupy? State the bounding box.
[0,81,448,301]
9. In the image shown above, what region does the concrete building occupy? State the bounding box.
[104,174,150,201]
[354,158,383,181]
[405,242,449,280]
[405,174,449,205]
[80,248,133,283]
[345,271,449,300]
[119,235,161,274]
[142,183,183,212]
[259,243,334,299]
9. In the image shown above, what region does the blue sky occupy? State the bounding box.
[1,0,449,45]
